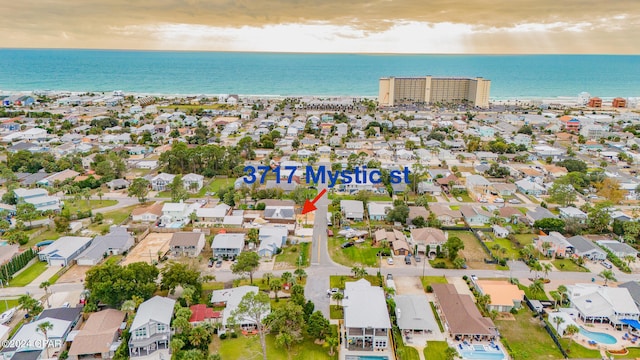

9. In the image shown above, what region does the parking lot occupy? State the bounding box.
[122,232,173,265]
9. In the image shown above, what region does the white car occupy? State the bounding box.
[508,199,521,204]
[387,257,394,265]
[494,198,504,203]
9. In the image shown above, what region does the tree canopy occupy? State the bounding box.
[85,262,159,307]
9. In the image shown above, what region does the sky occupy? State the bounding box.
[3,0,640,53]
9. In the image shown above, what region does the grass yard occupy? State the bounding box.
[329,194,393,202]
[552,259,589,272]
[424,341,452,360]
[430,302,445,332]
[513,233,536,246]
[449,230,495,269]
[24,228,60,249]
[429,258,455,269]
[485,237,521,260]
[217,333,335,360]
[329,275,382,289]
[420,276,448,291]
[456,193,474,202]
[9,261,47,287]
[0,299,19,313]
[611,347,640,358]
[328,236,384,267]
[518,284,550,301]
[393,328,421,360]
[329,305,343,319]
[104,255,124,266]
[558,338,601,359]
[89,205,137,233]
[496,309,563,360]
[63,199,118,213]
[275,243,310,269]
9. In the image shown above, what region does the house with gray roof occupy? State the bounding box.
[169,232,206,257]
[619,282,640,308]
[559,207,587,223]
[211,233,245,258]
[257,226,288,257]
[341,200,364,221]
[394,295,440,335]
[264,205,296,224]
[128,296,175,358]
[596,240,639,259]
[38,236,93,267]
[566,236,606,261]
[344,279,391,351]
[526,206,557,225]
[76,227,134,266]
[149,173,175,191]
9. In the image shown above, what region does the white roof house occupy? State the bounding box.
[38,236,93,267]
[567,284,640,325]
[8,317,71,351]
[211,286,270,328]
[394,295,439,334]
[130,296,176,333]
[340,200,364,220]
[343,279,392,350]
[257,226,288,257]
[596,240,639,258]
[211,233,245,258]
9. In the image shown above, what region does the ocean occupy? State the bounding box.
[1,49,639,99]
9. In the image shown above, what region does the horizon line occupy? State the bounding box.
[0,47,632,56]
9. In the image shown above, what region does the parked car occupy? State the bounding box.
[456,197,463,202]
[386,274,393,280]
[387,257,394,265]
[404,255,412,265]
[327,288,340,297]
[414,255,422,263]
[208,259,214,267]
[508,199,521,204]
[341,241,355,249]
[601,261,613,269]
[494,198,504,203]
[62,302,70,308]
[215,259,223,268]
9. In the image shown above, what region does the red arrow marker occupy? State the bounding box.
[301,189,327,215]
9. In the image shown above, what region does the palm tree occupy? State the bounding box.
[529,279,545,298]
[270,278,283,302]
[624,255,636,268]
[39,281,51,308]
[325,335,339,356]
[121,300,136,320]
[281,272,293,286]
[188,325,210,350]
[542,262,553,280]
[263,272,273,286]
[557,285,568,307]
[170,338,185,354]
[541,242,552,257]
[37,321,54,358]
[530,261,543,279]
[599,269,616,286]
[294,268,307,282]
[564,324,580,351]
[553,316,565,335]
[97,189,104,203]
[551,292,562,309]
[332,292,344,306]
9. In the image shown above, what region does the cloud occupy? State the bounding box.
[1,0,640,53]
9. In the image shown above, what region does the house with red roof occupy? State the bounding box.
[189,304,220,325]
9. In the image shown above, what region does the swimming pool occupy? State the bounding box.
[579,327,617,344]
[459,350,505,360]
[0,240,7,246]
[344,356,388,360]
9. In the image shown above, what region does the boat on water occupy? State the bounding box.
[0,308,16,325]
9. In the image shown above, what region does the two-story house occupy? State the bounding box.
[13,188,61,212]
[128,296,176,357]
[169,232,206,257]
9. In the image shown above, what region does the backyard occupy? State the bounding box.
[393,327,420,360]
[424,341,451,360]
[552,259,589,272]
[485,237,521,260]
[330,275,382,289]
[328,235,385,267]
[8,261,47,287]
[215,332,336,360]
[496,309,563,360]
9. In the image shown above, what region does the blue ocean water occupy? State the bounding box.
[1,49,639,98]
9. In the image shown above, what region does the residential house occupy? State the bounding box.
[131,202,163,223]
[596,240,639,259]
[526,206,557,225]
[492,225,510,238]
[341,200,364,221]
[432,283,497,339]
[460,205,492,226]
[619,282,640,308]
[559,207,588,223]
[257,226,288,257]
[169,232,206,257]
[150,173,176,191]
[407,206,430,225]
[76,227,134,266]
[211,233,245,258]
[159,202,201,226]
[515,179,546,196]
[37,169,80,187]
[67,309,126,360]
[475,280,525,312]
[429,204,462,226]
[492,183,516,197]
[38,236,93,267]
[182,173,204,192]
[368,202,392,221]
[374,229,410,255]
[343,279,392,351]
[409,228,447,256]
[188,304,220,325]
[106,179,130,191]
[394,295,440,335]
[196,204,230,223]
[13,188,61,212]
[211,286,270,330]
[535,231,574,258]
[567,284,640,329]
[566,236,606,261]
[128,296,176,357]
[264,205,296,224]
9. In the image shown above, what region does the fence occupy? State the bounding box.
[441,226,497,263]
[523,297,568,358]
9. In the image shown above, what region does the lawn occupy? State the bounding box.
[8,261,47,287]
[63,199,118,213]
[208,177,234,193]
[329,305,343,319]
[513,233,536,246]
[496,309,564,360]
[424,341,451,360]
[328,236,385,267]
[89,205,137,233]
[485,237,521,260]
[518,284,550,301]
[449,230,492,266]
[552,259,589,272]
[558,338,601,359]
[104,255,124,266]
[275,243,310,269]
[24,228,60,249]
[217,333,335,360]
[420,276,448,292]
[611,347,640,359]
[0,299,19,313]
[430,302,445,332]
[393,328,420,360]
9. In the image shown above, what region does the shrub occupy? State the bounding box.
[219,333,227,340]
[230,332,238,339]
[432,261,446,269]
[462,275,469,281]
[426,285,433,293]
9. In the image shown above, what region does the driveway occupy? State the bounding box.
[394,276,425,295]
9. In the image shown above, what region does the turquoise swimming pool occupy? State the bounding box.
[579,327,617,344]
[344,356,388,360]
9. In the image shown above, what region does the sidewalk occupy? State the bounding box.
[28,265,60,287]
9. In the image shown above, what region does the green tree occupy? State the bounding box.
[160,262,201,294]
[231,252,260,284]
[599,269,616,286]
[533,218,566,233]
[40,281,51,307]
[36,321,54,358]
[564,324,580,350]
[528,279,545,298]
[548,183,577,206]
[188,325,212,351]
[230,292,271,360]
[18,294,43,317]
[270,278,283,302]
[587,202,612,233]
[386,203,409,223]
[16,202,37,227]
[169,175,189,202]
[128,178,151,203]
[85,262,158,307]
[445,236,464,261]
[306,311,331,341]
[325,335,339,356]
[553,315,565,335]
